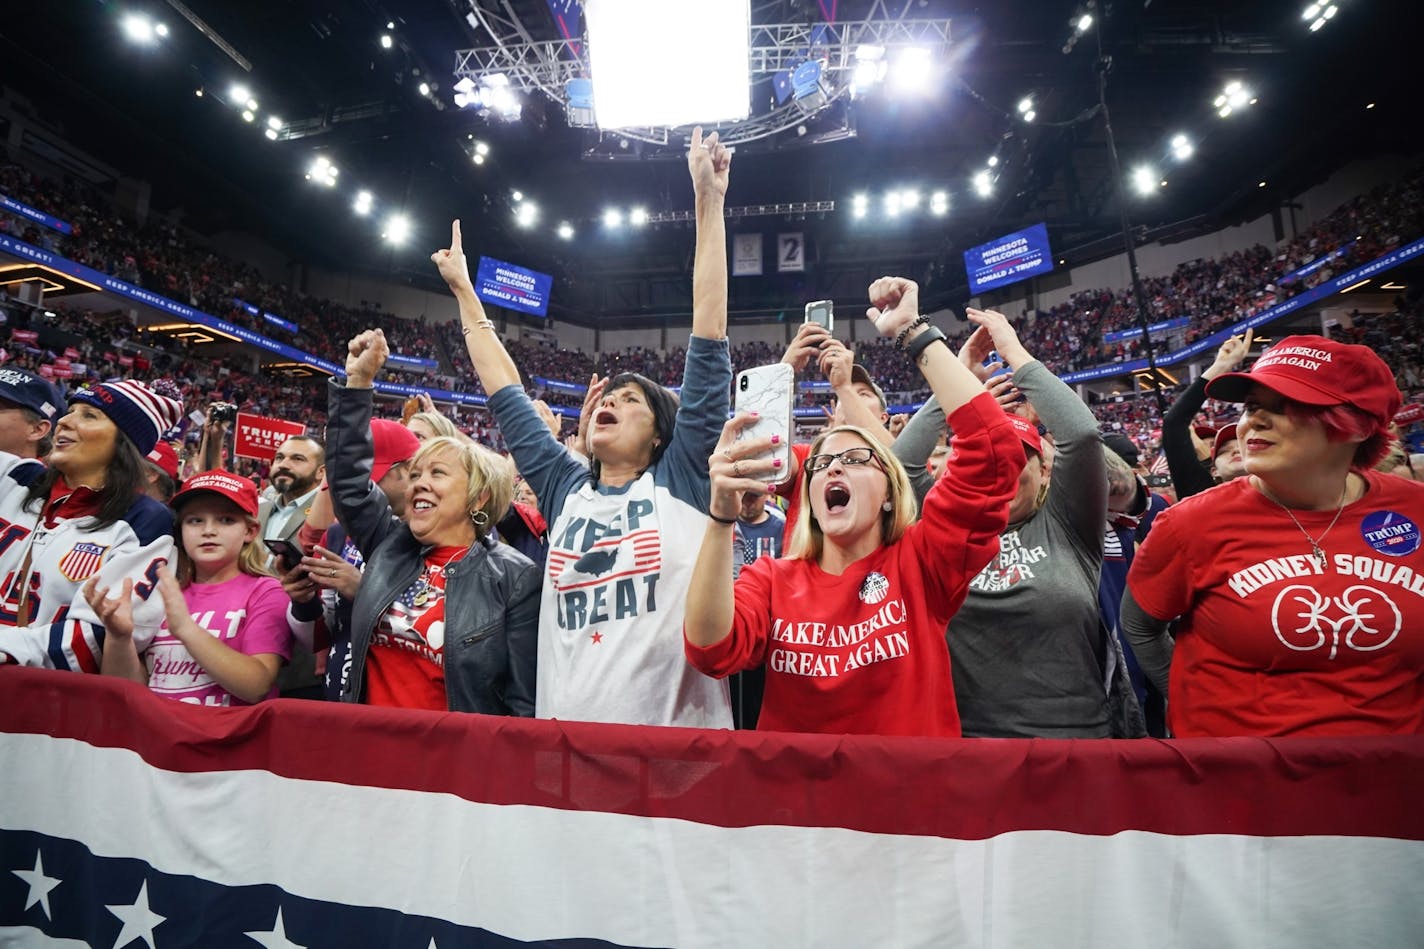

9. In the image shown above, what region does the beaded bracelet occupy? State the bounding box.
[894,314,931,350]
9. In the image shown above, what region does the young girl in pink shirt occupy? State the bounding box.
[86,470,294,706]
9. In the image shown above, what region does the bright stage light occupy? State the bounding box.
[603,208,624,229]
[973,170,993,197]
[384,214,410,244]
[515,202,539,228]
[474,141,489,156]
[241,110,255,123]
[1076,13,1094,33]
[267,116,283,130]
[890,48,933,94]
[121,14,161,44]
[1170,133,1193,160]
[380,34,393,50]
[1132,166,1158,196]
[585,0,750,129]
[929,191,949,216]
[264,128,278,140]
[852,45,887,94]
[354,191,373,215]
[230,84,251,105]
[629,207,648,226]
[557,222,575,240]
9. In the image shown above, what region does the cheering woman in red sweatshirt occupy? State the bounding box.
[684,277,1025,736]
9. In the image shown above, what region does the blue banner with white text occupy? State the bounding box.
[965,223,1054,294]
[475,256,553,318]
[0,193,72,235]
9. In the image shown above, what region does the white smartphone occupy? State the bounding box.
[804,299,834,333]
[734,363,795,484]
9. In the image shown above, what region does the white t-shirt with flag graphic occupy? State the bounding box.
[490,336,732,728]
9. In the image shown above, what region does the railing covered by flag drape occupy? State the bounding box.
[2,667,1421,947]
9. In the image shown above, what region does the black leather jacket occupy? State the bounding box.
[326,381,539,715]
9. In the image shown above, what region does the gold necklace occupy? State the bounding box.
[1259,481,1349,570]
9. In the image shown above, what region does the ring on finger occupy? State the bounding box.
[733,460,744,477]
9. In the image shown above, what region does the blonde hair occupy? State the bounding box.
[172,501,275,586]
[408,411,467,442]
[411,436,513,540]
[786,425,917,562]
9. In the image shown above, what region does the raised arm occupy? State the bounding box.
[868,278,986,413]
[684,414,778,649]
[688,126,731,341]
[1164,329,1252,499]
[432,220,523,394]
[328,330,402,560]
[968,307,1105,548]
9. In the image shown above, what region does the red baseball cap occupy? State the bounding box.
[1206,334,1401,432]
[146,441,180,479]
[372,419,421,484]
[1211,425,1239,459]
[1008,414,1043,456]
[171,469,260,516]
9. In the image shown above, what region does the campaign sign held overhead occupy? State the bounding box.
[474,256,554,317]
[964,222,1055,294]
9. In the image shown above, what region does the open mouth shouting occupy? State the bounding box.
[824,481,852,515]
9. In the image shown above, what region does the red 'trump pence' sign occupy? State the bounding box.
[234,411,307,461]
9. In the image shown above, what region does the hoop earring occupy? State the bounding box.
[470,510,490,527]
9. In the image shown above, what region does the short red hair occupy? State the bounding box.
[1285,402,1390,469]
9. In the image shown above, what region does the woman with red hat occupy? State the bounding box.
[0,379,183,672]
[1124,335,1424,736]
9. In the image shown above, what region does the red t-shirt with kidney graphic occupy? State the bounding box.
[1129,470,1424,737]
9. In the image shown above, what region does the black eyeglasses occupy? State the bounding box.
[805,447,881,472]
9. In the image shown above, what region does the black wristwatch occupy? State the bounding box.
[905,326,947,363]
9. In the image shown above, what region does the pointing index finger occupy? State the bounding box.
[451,219,462,249]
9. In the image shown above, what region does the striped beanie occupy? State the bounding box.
[70,379,184,455]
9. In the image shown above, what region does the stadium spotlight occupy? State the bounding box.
[1214,81,1252,117]
[474,141,489,157]
[883,191,902,217]
[557,222,575,240]
[603,208,624,229]
[267,116,283,131]
[380,34,393,50]
[230,84,251,106]
[929,191,949,216]
[383,214,410,244]
[306,156,338,187]
[512,190,524,202]
[1170,133,1193,161]
[452,76,476,109]
[515,202,539,228]
[1076,13,1094,33]
[1131,166,1158,196]
[851,193,869,219]
[852,46,887,95]
[987,154,1000,168]
[241,110,255,123]
[1017,96,1036,123]
[121,14,164,44]
[472,153,485,165]
[264,128,278,141]
[973,170,993,198]
[629,207,648,227]
[195,88,204,97]
[900,189,921,211]
[354,191,373,215]
[890,48,933,94]
[418,82,431,97]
